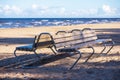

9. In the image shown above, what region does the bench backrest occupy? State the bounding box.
[33,33,54,49]
[53,28,98,50]
[82,28,97,42]
[54,30,84,50]
[32,28,98,51]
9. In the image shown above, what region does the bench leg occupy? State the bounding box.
[105,41,115,55]
[97,44,107,56]
[50,47,57,55]
[69,50,81,70]
[100,44,106,54]
[98,41,115,56]
[84,46,95,63]
[34,50,41,59]
[14,49,41,59]
[14,49,17,57]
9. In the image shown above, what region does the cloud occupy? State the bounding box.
[3,5,11,14]
[31,6,98,17]
[11,6,23,15]
[0,4,120,18]
[31,4,50,15]
[66,8,98,17]
[59,8,66,14]
[30,4,66,17]
[32,4,39,9]
[102,5,117,15]
[1,5,23,16]
[32,4,49,11]
[0,5,3,13]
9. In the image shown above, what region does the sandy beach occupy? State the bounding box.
[0,23,120,80]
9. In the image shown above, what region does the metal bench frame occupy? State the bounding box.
[51,28,115,70]
[14,33,56,59]
[13,28,115,70]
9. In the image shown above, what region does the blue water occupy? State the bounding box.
[0,18,120,28]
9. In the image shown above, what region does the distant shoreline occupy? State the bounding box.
[0,18,120,29]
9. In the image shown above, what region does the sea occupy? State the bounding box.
[0,18,120,28]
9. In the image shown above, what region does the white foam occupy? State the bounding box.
[101,20,108,23]
[41,20,49,22]
[4,22,13,25]
[87,20,99,24]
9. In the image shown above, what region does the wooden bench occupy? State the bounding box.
[14,28,114,70]
[14,33,55,59]
[51,28,114,70]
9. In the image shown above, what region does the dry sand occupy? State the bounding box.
[0,23,120,80]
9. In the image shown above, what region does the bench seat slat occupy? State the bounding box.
[58,48,76,52]
[16,44,34,51]
[83,36,97,42]
[95,39,112,44]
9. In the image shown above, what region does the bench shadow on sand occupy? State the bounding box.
[0,56,120,80]
[0,37,34,44]
[0,28,120,80]
[94,28,120,45]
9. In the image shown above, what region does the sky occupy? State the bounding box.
[0,0,120,18]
